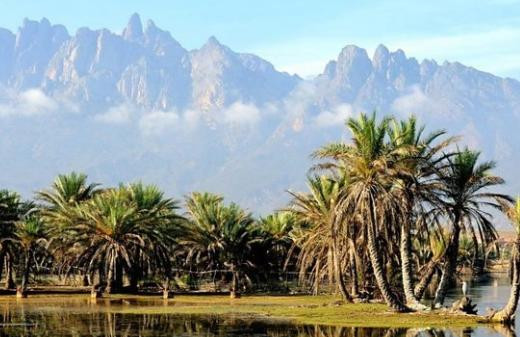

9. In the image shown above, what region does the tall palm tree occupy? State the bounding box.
[314,112,409,312]
[289,175,352,301]
[183,192,259,298]
[388,116,451,308]
[490,197,520,323]
[433,148,511,306]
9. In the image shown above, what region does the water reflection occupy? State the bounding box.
[0,274,517,337]
[0,311,516,337]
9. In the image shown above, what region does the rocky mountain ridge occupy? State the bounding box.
[0,14,519,215]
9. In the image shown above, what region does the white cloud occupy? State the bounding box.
[94,104,133,124]
[0,89,58,117]
[315,104,353,127]
[183,108,203,128]
[391,85,455,119]
[222,102,261,125]
[391,86,430,116]
[139,110,180,136]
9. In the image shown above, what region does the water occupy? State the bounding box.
[0,274,517,337]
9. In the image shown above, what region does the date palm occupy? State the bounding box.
[124,182,184,295]
[37,172,100,280]
[70,188,142,295]
[259,211,297,274]
[433,148,511,306]
[289,175,352,301]
[0,190,33,289]
[388,116,451,308]
[10,215,48,297]
[183,192,259,298]
[314,112,409,312]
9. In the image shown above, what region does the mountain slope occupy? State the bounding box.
[0,14,519,216]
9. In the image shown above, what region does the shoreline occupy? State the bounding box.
[0,293,489,328]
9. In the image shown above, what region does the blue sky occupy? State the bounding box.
[2,0,520,78]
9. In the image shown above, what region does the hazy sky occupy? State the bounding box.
[2,0,520,78]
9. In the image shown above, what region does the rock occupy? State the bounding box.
[451,296,478,315]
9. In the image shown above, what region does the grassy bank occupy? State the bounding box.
[117,295,485,328]
[0,293,486,328]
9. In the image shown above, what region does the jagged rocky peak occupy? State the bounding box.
[0,27,15,49]
[372,44,390,71]
[122,13,144,42]
[16,17,68,50]
[144,19,185,58]
[191,36,233,69]
[206,35,222,47]
[321,44,373,98]
[199,35,230,55]
[336,45,372,73]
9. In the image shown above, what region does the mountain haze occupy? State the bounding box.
[1,14,519,214]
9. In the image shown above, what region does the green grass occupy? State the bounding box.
[0,294,487,328]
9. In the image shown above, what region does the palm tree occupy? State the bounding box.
[314,112,409,312]
[388,116,451,308]
[10,215,48,297]
[0,190,32,289]
[433,148,511,306]
[289,175,352,301]
[489,197,520,323]
[68,188,143,295]
[183,192,259,298]
[123,182,184,297]
[259,211,297,278]
[37,172,99,282]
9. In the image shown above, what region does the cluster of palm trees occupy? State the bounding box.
[0,112,518,320]
[0,175,290,299]
[290,113,513,313]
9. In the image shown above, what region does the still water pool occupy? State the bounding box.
[0,274,517,337]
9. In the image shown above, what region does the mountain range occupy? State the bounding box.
[1,14,519,215]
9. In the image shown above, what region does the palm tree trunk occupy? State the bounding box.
[434,223,461,307]
[400,223,422,308]
[0,251,5,283]
[5,254,15,290]
[349,249,359,298]
[18,250,30,297]
[489,237,520,323]
[367,201,410,312]
[82,273,90,287]
[414,260,438,301]
[105,254,115,295]
[313,259,320,296]
[114,261,123,291]
[332,237,352,302]
[469,226,481,274]
[129,248,141,292]
[162,277,172,299]
[229,265,240,299]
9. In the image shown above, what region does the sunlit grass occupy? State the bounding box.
[0,294,485,328]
